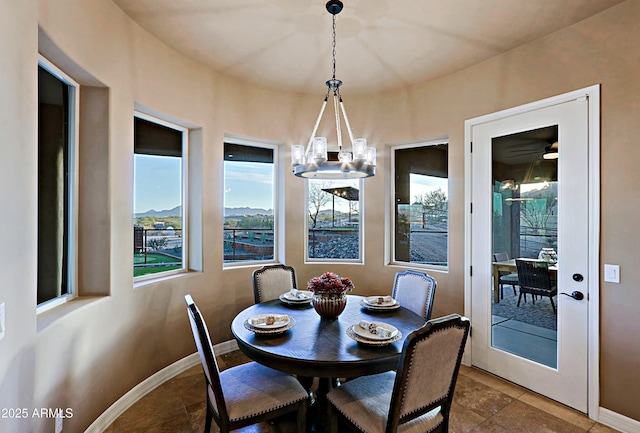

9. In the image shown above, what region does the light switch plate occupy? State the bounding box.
[0,302,5,341]
[604,264,620,283]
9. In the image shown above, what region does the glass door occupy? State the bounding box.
[470,96,590,412]
[491,126,558,368]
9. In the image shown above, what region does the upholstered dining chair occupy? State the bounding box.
[515,259,558,314]
[493,252,519,299]
[391,270,437,321]
[326,314,470,433]
[184,294,308,433]
[252,264,298,304]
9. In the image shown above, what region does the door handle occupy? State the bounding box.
[561,291,584,301]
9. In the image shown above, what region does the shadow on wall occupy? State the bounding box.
[0,345,36,433]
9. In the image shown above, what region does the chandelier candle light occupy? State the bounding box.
[291,0,376,179]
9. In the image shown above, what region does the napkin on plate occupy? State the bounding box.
[370,295,393,305]
[359,320,394,338]
[290,289,309,299]
[249,315,289,326]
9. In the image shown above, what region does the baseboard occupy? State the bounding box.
[598,407,640,433]
[84,340,238,433]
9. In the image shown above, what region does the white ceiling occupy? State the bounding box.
[112,0,623,95]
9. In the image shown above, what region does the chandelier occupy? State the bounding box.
[291,0,376,179]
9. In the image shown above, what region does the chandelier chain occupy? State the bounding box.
[332,14,337,81]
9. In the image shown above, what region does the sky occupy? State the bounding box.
[224,160,274,210]
[135,157,276,214]
[134,154,182,214]
[410,173,448,203]
[134,155,448,214]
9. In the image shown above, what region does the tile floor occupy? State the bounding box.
[104,350,621,433]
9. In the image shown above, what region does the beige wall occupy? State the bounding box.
[0,0,638,431]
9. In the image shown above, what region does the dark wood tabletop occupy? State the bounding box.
[231,295,426,379]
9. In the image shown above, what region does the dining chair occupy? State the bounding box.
[184,294,308,433]
[493,252,519,299]
[326,314,470,433]
[515,259,558,314]
[391,269,437,321]
[252,264,298,304]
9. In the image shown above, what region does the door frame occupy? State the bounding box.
[463,85,600,418]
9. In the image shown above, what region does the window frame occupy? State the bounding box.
[133,111,189,282]
[304,178,365,265]
[222,136,280,269]
[36,55,80,314]
[389,138,449,271]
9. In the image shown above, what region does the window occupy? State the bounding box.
[133,114,187,278]
[392,141,449,267]
[37,59,78,308]
[223,141,276,265]
[307,179,362,262]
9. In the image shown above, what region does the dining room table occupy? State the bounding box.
[230,293,426,432]
[492,258,557,303]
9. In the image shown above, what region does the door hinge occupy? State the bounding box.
[470,141,473,153]
[470,265,473,277]
[470,202,473,213]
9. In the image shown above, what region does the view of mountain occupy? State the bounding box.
[134,206,273,218]
[224,207,273,217]
[134,206,182,218]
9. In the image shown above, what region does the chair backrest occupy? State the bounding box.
[387,314,470,432]
[515,259,552,290]
[391,270,437,320]
[184,294,229,426]
[493,252,509,262]
[252,264,298,303]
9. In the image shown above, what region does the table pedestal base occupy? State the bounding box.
[309,377,340,433]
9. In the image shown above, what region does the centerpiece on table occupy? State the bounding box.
[307,272,354,320]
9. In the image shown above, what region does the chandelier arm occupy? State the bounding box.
[333,93,343,151]
[339,99,355,145]
[306,97,329,153]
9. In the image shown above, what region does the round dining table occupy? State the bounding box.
[230,294,426,431]
[231,294,426,378]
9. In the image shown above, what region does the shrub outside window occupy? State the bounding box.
[392,141,449,267]
[133,114,187,279]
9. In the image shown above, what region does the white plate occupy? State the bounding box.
[352,321,399,341]
[281,290,312,302]
[244,317,296,335]
[346,325,402,346]
[364,296,397,307]
[247,314,290,329]
[359,299,401,311]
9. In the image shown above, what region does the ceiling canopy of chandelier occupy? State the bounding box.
[291,0,376,179]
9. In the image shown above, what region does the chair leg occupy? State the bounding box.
[511,285,517,296]
[549,296,557,315]
[327,402,339,433]
[296,400,307,433]
[517,292,523,307]
[204,403,213,433]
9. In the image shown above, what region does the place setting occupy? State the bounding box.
[243,313,296,335]
[346,319,402,346]
[279,288,313,307]
[359,295,401,312]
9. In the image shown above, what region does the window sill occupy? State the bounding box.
[37,296,109,333]
[134,269,200,289]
